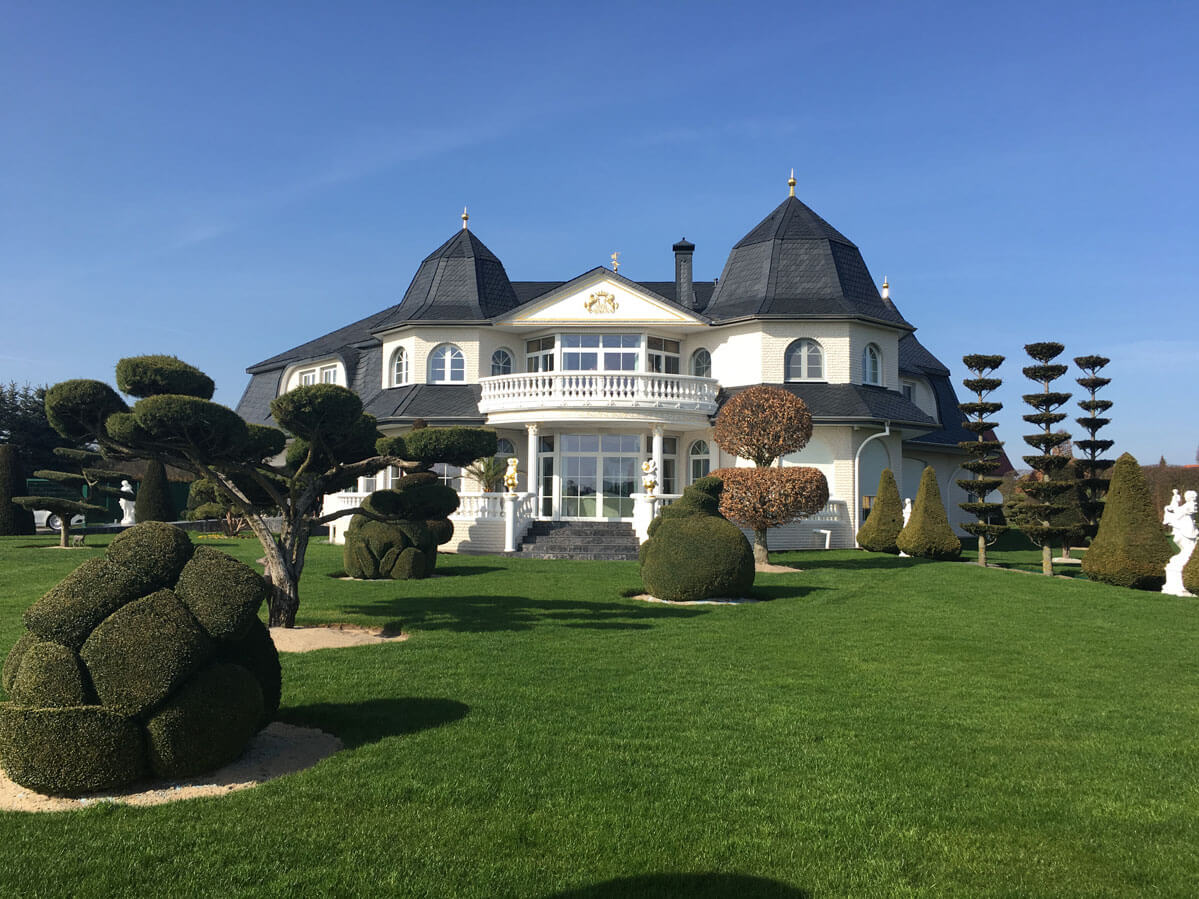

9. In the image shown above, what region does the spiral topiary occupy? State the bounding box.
[639,476,755,602]
[0,521,280,795]
[343,476,459,579]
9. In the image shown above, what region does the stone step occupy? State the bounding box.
[516,520,639,560]
[515,550,640,561]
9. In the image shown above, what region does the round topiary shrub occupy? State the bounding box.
[0,521,279,796]
[857,468,903,554]
[896,467,962,561]
[1081,453,1174,590]
[639,478,755,602]
[342,483,459,579]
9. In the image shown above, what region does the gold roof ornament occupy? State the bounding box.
[611,251,620,272]
[881,276,890,300]
[788,168,797,198]
[461,207,469,230]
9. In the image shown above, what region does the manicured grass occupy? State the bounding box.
[2,534,1198,896]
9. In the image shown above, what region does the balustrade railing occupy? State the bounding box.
[478,372,718,414]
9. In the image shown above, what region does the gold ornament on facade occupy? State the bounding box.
[584,291,619,314]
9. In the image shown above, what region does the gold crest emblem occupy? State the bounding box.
[584,291,618,314]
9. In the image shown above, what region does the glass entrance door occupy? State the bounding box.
[560,433,642,520]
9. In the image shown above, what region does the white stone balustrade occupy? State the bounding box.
[478,372,718,415]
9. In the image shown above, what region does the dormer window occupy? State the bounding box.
[863,343,882,385]
[785,339,824,381]
[391,347,409,386]
[491,348,514,376]
[430,344,465,383]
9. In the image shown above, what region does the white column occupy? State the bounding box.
[651,425,664,489]
[503,493,518,552]
[525,423,539,495]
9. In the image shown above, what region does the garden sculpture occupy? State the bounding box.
[504,457,519,494]
[1162,489,1197,596]
[641,459,657,496]
[119,480,136,525]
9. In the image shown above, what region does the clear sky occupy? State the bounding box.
[3,1,1196,464]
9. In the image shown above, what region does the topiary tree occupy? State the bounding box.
[639,476,755,601]
[134,459,175,523]
[1016,342,1075,576]
[1080,453,1174,590]
[38,356,495,626]
[712,385,827,563]
[343,474,460,579]
[0,521,280,795]
[956,354,1007,566]
[12,444,128,547]
[896,467,961,560]
[0,444,34,536]
[856,468,903,553]
[1074,355,1114,539]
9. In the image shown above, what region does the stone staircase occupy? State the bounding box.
[513,521,640,561]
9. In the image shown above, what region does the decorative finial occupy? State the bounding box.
[461,206,469,230]
[611,251,620,272]
[788,168,797,197]
[881,276,890,300]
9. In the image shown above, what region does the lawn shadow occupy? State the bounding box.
[748,584,829,602]
[279,697,469,748]
[546,873,809,898]
[339,593,709,634]
[790,554,930,572]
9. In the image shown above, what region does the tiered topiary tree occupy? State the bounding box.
[37,355,494,626]
[956,354,1007,566]
[1017,342,1075,576]
[856,468,903,553]
[639,476,755,602]
[1081,453,1174,590]
[712,386,828,564]
[12,445,130,547]
[134,459,175,523]
[0,522,280,795]
[897,467,962,560]
[1074,355,1114,539]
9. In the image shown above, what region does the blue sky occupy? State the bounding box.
[3,1,1196,464]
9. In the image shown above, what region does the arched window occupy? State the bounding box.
[785,339,824,381]
[691,348,712,378]
[495,437,515,456]
[689,439,711,484]
[491,348,514,376]
[862,343,882,385]
[429,344,465,383]
[391,347,409,386]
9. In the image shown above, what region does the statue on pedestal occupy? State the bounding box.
[641,459,658,497]
[898,497,913,557]
[118,480,136,526]
[503,457,519,495]
[1162,489,1197,597]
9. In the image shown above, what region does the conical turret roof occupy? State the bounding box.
[702,195,910,327]
[375,228,520,327]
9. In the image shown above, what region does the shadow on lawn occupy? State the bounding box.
[339,594,709,634]
[547,873,809,898]
[280,697,469,748]
[788,554,929,572]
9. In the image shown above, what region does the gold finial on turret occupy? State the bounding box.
[788,168,797,197]
[611,251,620,272]
[461,206,469,230]
[881,275,890,300]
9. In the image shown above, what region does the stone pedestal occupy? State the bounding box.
[1162,546,1195,597]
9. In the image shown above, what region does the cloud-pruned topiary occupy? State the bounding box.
[116,355,215,400]
[896,467,962,561]
[856,468,903,554]
[1081,453,1173,590]
[0,522,280,795]
[639,476,755,602]
[342,475,459,579]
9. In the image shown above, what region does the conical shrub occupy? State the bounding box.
[0,445,19,536]
[134,459,174,523]
[1081,453,1173,590]
[896,467,962,560]
[857,468,903,553]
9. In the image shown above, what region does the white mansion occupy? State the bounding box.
[236,181,977,552]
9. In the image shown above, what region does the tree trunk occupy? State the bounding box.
[266,567,300,628]
[59,521,69,548]
[753,527,769,565]
[977,534,987,567]
[1042,543,1054,576]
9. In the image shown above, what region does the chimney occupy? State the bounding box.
[673,238,696,309]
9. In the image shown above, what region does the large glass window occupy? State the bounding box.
[661,436,677,495]
[491,348,514,376]
[526,336,555,372]
[785,339,824,381]
[433,462,462,492]
[561,334,640,371]
[430,344,465,383]
[647,337,680,374]
[863,343,882,385]
[691,348,712,378]
[391,348,409,386]
[689,439,711,483]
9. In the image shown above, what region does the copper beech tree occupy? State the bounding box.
[712,386,829,563]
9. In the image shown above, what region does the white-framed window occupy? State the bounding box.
[526,336,555,372]
[433,463,462,492]
[863,343,882,385]
[320,365,337,384]
[647,337,680,374]
[299,369,317,386]
[691,348,712,378]
[785,339,824,381]
[661,436,678,495]
[491,348,514,376]
[391,348,409,386]
[429,344,465,383]
[902,380,915,402]
[562,333,640,371]
[495,437,516,456]
[689,439,711,484]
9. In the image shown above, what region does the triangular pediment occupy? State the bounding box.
[495,268,707,327]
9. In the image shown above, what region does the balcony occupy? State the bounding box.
[478,372,719,417]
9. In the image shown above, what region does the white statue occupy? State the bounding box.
[119,480,136,525]
[1162,489,1197,596]
[898,497,913,557]
[503,457,519,494]
[641,458,658,496]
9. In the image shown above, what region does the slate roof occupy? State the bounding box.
[702,196,912,327]
[495,267,710,323]
[719,383,936,428]
[898,333,950,376]
[363,385,484,424]
[246,307,390,374]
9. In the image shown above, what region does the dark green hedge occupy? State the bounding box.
[641,516,755,602]
[857,469,903,554]
[9,641,92,708]
[134,459,175,523]
[145,663,263,778]
[174,547,268,641]
[896,467,962,561]
[80,589,211,717]
[24,559,149,650]
[115,355,215,400]
[216,618,281,727]
[0,704,146,795]
[0,444,20,536]
[106,521,194,590]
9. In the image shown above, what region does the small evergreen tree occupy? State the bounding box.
[1081,453,1173,590]
[856,468,903,553]
[956,354,1007,566]
[12,446,130,547]
[0,444,22,536]
[1074,355,1114,538]
[134,459,175,522]
[1018,342,1075,576]
[896,467,961,560]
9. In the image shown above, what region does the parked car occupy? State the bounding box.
[33,510,86,532]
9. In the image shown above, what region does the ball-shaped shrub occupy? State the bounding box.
[342,481,459,579]
[0,522,279,796]
[639,478,755,602]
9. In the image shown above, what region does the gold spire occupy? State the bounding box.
[611,251,620,272]
[787,168,796,197]
[461,206,469,230]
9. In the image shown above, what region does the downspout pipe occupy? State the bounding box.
[853,421,891,543]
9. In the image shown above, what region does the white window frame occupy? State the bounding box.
[688,439,711,484]
[863,343,882,386]
[320,365,337,384]
[391,347,409,386]
[690,348,712,378]
[299,369,317,386]
[785,338,824,382]
[491,348,514,376]
[429,343,466,384]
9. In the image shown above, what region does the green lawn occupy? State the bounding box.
[1,534,1198,897]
